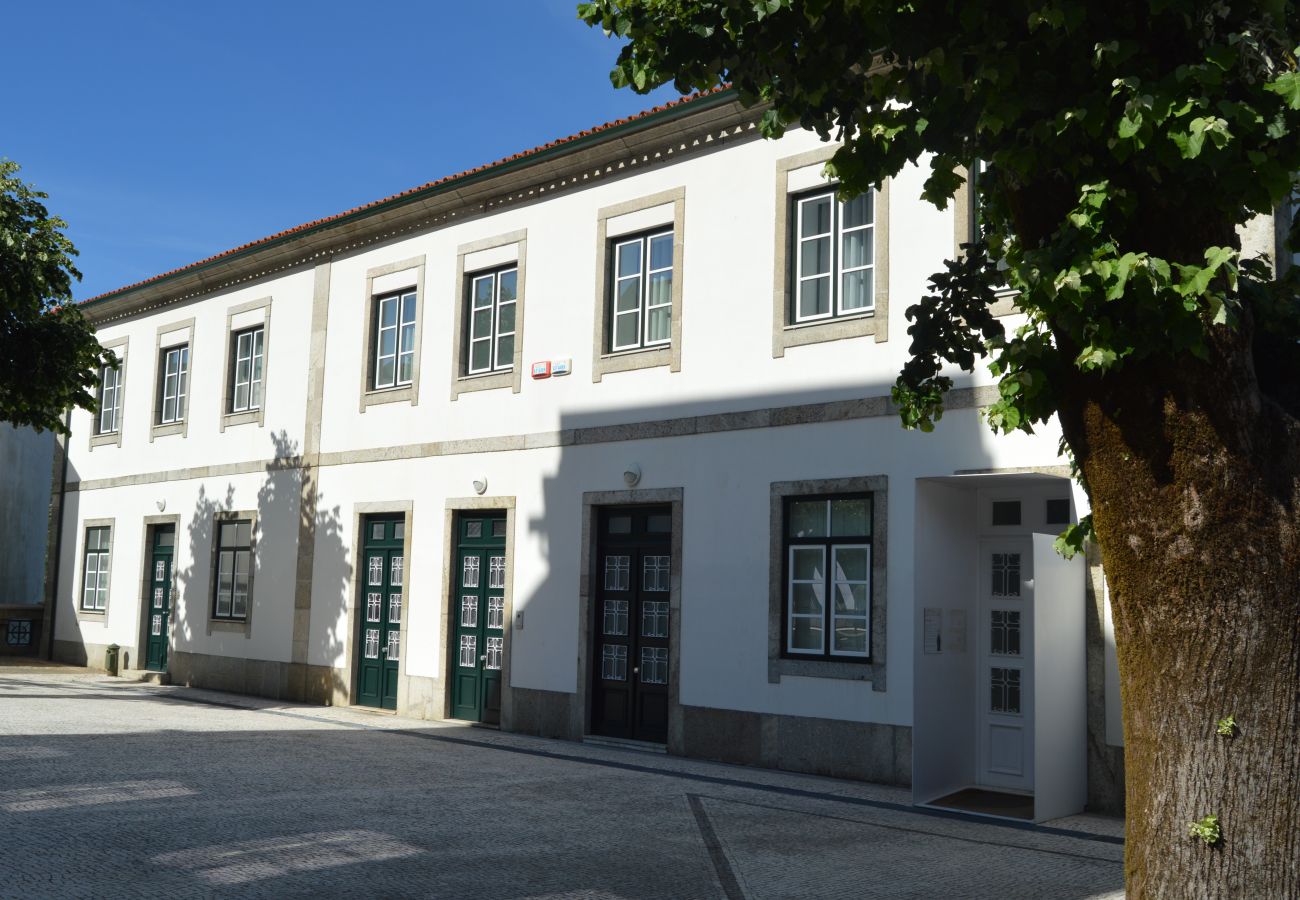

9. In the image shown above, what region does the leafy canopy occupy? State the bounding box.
[578,0,1300,448]
[0,159,108,433]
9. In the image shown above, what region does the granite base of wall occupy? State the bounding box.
[1088,740,1126,816]
[507,687,580,740]
[54,638,103,669]
[169,650,293,700]
[399,673,444,720]
[680,705,912,786]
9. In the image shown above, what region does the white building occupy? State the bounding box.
[48,89,1127,820]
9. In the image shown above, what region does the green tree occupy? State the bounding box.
[579,1,1300,895]
[1,159,109,434]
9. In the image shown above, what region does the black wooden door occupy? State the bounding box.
[357,515,404,710]
[451,512,507,724]
[591,505,672,743]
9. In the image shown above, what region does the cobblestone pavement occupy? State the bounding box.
[0,673,1124,899]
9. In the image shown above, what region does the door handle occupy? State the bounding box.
[480,654,487,661]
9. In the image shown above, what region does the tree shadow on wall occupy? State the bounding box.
[169,430,351,702]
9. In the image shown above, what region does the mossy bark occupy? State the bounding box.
[1055,322,1300,898]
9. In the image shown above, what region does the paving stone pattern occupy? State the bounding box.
[0,673,1123,899]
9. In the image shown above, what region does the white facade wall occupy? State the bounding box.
[51,101,1120,803]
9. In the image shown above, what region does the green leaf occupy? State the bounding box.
[1265,72,1300,109]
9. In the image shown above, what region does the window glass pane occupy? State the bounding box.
[830,499,871,536]
[616,241,642,278]
[491,519,506,537]
[235,522,251,546]
[220,523,238,545]
[992,500,1022,526]
[162,395,177,424]
[371,522,386,541]
[1045,498,1071,525]
[614,313,638,349]
[649,233,673,270]
[495,334,514,367]
[498,269,517,302]
[473,276,494,307]
[379,327,397,357]
[790,618,822,651]
[801,235,831,277]
[615,278,640,313]
[645,306,671,344]
[800,196,832,237]
[842,192,873,228]
[376,357,395,388]
[472,307,493,339]
[791,546,825,581]
[842,228,872,269]
[833,620,868,654]
[234,382,250,412]
[647,271,672,306]
[791,582,823,615]
[788,501,828,538]
[401,292,416,325]
[156,529,174,547]
[833,547,869,583]
[798,276,831,319]
[470,340,491,372]
[380,297,397,328]
[394,522,405,540]
[646,514,671,533]
[841,269,873,312]
[833,581,869,614]
[497,301,516,335]
[398,349,413,384]
[607,516,632,534]
[399,322,415,354]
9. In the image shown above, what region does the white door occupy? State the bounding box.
[977,539,1033,792]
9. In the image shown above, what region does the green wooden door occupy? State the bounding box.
[591,506,672,743]
[357,515,404,710]
[451,513,507,724]
[145,525,174,672]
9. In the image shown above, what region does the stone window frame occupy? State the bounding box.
[206,509,258,638]
[89,336,128,451]
[358,256,426,412]
[591,188,685,383]
[768,476,888,689]
[450,231,527,399]
[75,517,115,621]
[150,318,195,441]
[576,488,685,747]
[772,146,890,357]
[440,496,517,721]
[952,163,1019,318]
[218,296,272,432]
[345,501,414,706]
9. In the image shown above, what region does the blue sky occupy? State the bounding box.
[6,1,680,300]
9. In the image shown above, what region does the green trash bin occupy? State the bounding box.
[105,644,120,676]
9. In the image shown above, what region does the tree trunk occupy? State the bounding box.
[1055,325,1300,897]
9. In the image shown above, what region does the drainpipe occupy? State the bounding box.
[44,410,71,661]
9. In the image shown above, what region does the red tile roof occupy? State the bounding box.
[81,86,734,307]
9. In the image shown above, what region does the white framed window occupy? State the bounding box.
[230,326,264,413]
[465,267,517,375]
[158,345,189,425]
[213,519,252,621]
[96,362,122,435]
[793,189,874,323]
[783,495,873,660]
[372,290,417,390]
[609,229,673,352]
[81,526,111,612]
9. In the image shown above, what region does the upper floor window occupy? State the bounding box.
[373,290,417,390]
[792,189,874,324]
[96,362,122,435]
[229,326,264,413]
[213,520,252,621]
[783,494,873,660]
[81,526,111,612]
[158,345,189,425]
[609,229,673,352]
[465,267,517,375]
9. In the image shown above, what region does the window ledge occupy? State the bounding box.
[774,313,880,357]
[207,619,249,635]
[593,345,673,382]
[990,290,1020,318]
[151,422,186,439]
[359,383,416,412]
[768,657,884,685]
[452,369,515,400]
[222,409,262,428]
[75,609,108,621]
[88,432,121,450]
